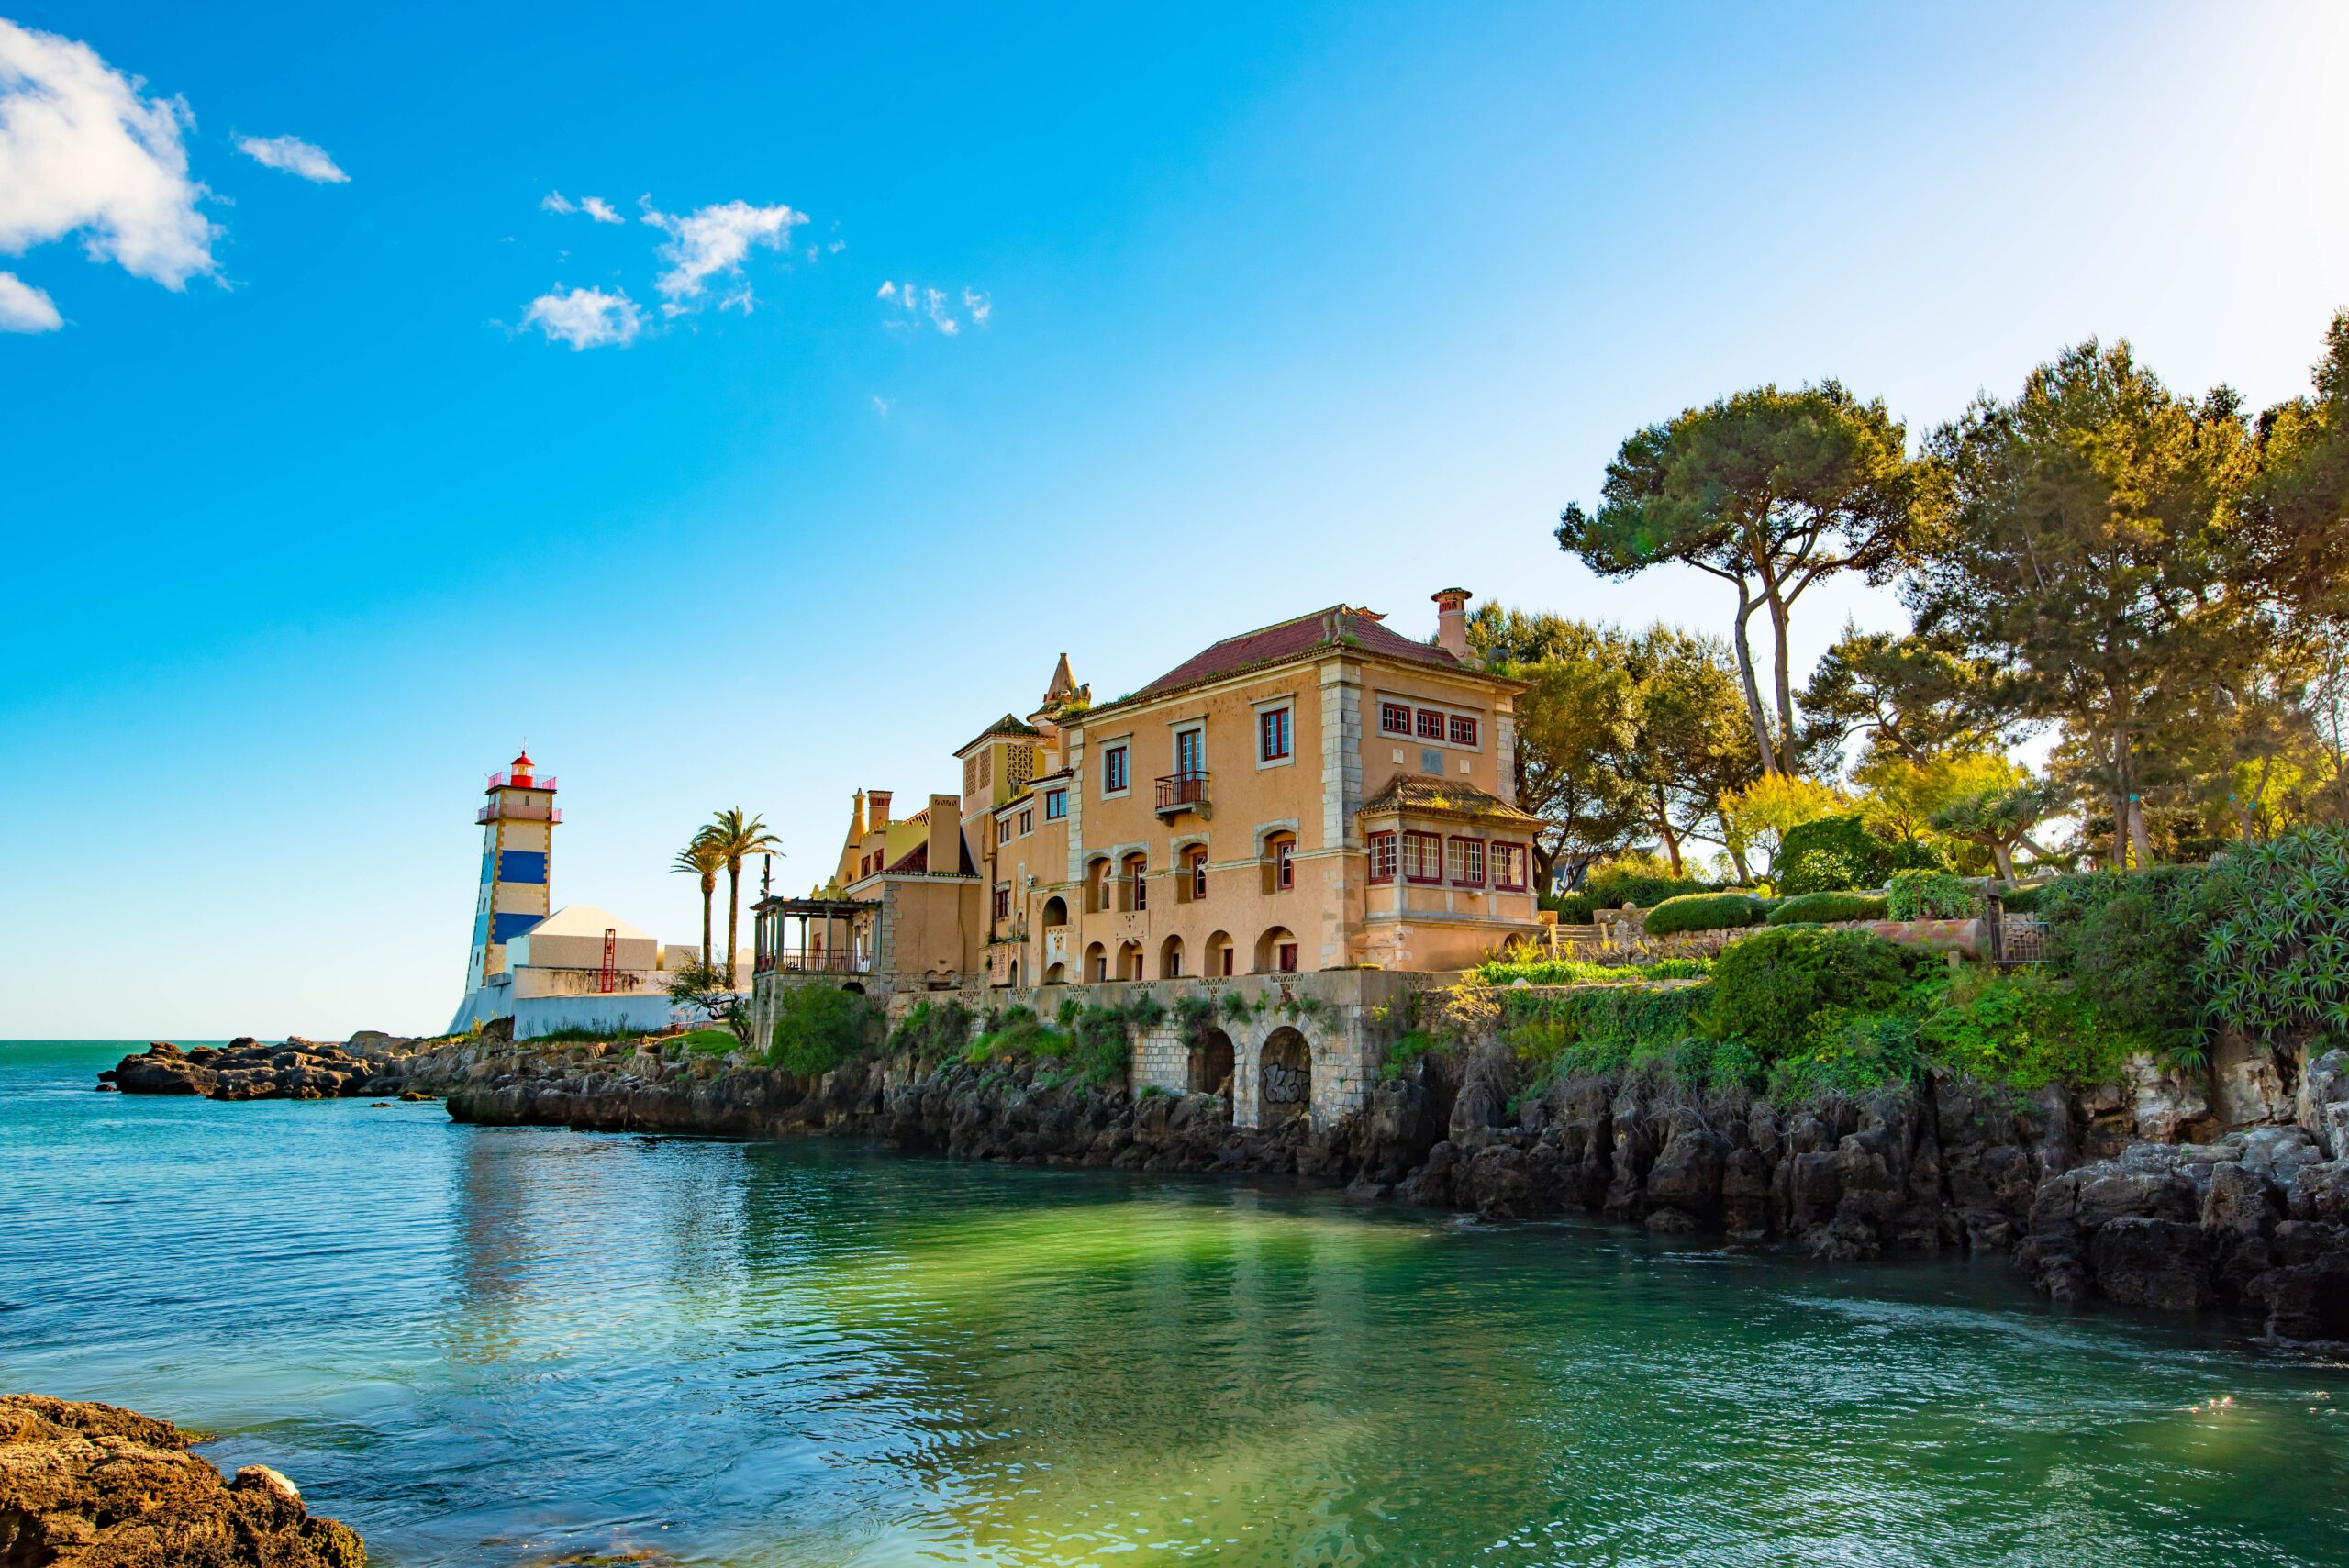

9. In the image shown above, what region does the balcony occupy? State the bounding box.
[486,770,558,792]
[480,802,562,824]
[1155,771,1209,817]
[756,948,873,976]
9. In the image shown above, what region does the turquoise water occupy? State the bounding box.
[5,1040,2345,1566]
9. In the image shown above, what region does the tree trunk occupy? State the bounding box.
[1531,840,1558,895]
[701,880,715,973]
[2128,796,2155,869]
[1725,577,1781,773]
[1991,840,2016,882]
[724,863,741,987]
[2110,700,2132,871]
[1765,581,1798,773]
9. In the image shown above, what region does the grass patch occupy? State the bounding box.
[1471,955,1712,986]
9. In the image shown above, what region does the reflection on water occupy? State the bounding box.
[4,1040,2345,1567]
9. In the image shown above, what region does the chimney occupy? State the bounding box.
[1432,587,1472,660]
[852,789,869,839]
[869,789,893,828]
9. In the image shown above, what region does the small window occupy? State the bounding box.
[992,884,1011,919]
[1367,831,1397,884]
[998,816,1015,843]
[1380,701,1412,735]
[1448,714,1479,748]
[1103,746,1129,794]
[1277,941,1299,973]
[1447,836,1485,887]
[1260,707,1292,762]
[1044,789,1067,820]
[1276,839,1295,890]
[1190,849,1208,901]
[1130,858,1149,911]
[1416,708,1444,740]
[1019,809,1032,834]
[1402,831,1443,884]
[1492,841,1528,892]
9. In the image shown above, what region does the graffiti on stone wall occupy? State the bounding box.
[1260,1029,1311,1118]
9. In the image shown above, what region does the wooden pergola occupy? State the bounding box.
[752,895,873,974]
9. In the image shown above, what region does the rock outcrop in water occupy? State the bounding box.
[0,1394,364,1566]
[101,1039,414,1101]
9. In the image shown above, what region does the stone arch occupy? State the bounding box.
[1043,962,1067,984]
[1203,930,1234,977]
[1159,933,1185,979]
[1257,1026,1310,1126]
[840,982,866,995]
[1006,958,1020,987]
[1085,941,1108,983]
[1120,851,1150,912]
[1041,894,1069,927]
[1254,925,1299,973]
[1117,940,1144,981]
[1190,1026,1235,1111]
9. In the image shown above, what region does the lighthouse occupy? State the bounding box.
[462,750,559,993]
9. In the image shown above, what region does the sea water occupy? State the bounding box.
[4,1039,2344,1566]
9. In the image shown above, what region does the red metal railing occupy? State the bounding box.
[1155,771,1209,813]
[757,949,872,975]
[486,771,558,792]
[479,803,562,824]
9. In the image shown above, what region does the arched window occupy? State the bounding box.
[1042,894,1069,928]
[1117,940,1143,981]
[1187,847,1209,902]
[1043,962,1067,984]
[1085,941,1108,983]
[1262,832,1297,895]
[1159,934,1185,979]
[1121,851,1150,912]
[1204,930,1235,977]
[1254,925,1298,974]
[1086,858,1112,914]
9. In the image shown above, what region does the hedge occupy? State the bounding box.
[1643,891,1768,936]
[1777,814,1947,897]
[1765,889,1889,926]
[1887,869,1982,920]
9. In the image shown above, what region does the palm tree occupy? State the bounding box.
[671,834,725,977]
[702,807,783,985]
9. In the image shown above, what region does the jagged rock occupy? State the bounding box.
[0,1394,363,1566]
[2298,1050,2349,1160]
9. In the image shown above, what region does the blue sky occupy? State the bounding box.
[5,2,2347,1039]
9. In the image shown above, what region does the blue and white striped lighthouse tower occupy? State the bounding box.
[462,750,559,995]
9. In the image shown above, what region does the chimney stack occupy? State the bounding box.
[852,789,869,839]
[1432,587,1472,660]
[869,789,893,828]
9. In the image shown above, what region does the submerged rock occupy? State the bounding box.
[0,1393,364,1566]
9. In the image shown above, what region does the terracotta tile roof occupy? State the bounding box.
[1127,605,1471,703]
[884,841,929,874]
[1359,774,1542,826]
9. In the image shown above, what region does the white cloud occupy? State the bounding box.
[0,19,216,289]
[963,287,991,325]
[877,278,988,336]
[0,270,61,331]
[542,191,621,224]
[871,395,889,416]
[640,198,805,314]
[521,285,645,350]
[236,133,347,183]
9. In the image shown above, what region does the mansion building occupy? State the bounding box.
[752,588,1542,1003]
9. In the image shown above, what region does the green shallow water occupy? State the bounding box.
[4,1040,2345,1565]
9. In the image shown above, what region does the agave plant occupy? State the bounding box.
[2194,825,2349,1051]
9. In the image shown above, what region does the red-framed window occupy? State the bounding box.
[1190,849,1208,900]
[1380,701,1412,735]
[1043,788,1067,819]
[1492,841,1528,892]
[1367,830,1397,884]
[1277,940,1299,973]
[1447,836,1486,887]
[1416,708,1444,740]
[1275,839,1295,890]
[1402,831,1443,884]
[1102,746,1129,793]
[992,884,1012,919]
[1448,714,1479,748]
[1260,707,1292,762]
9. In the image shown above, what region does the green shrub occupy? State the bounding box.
[2190,826,2349,1051]
[1765,1008,1927,1101]
[1378,1029,1443,1083]
[2038,866,2204,1055]
[1765,889,1889,926]
[767,985,883,1077]
[1700,926,1914,1054]
[1542,891,1598,924]
[1174,992,1219,1046]
[1502,984,1715,1086]
[1584,863,1713,909]
[1887,869,1982,920]
[1642,892,1767,935]
[965,1005,1069,1065]
[677,1028,738,1055]
[1219,990,1255,1023]
[1913,968,2135,1090]
[1999,881,2054,914]
[891,1000,974,1062]
[1069,1005,1133,1085]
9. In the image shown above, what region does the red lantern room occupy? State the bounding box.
[510,749,534,784]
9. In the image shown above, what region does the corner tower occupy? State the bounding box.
[464,750,558,991]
